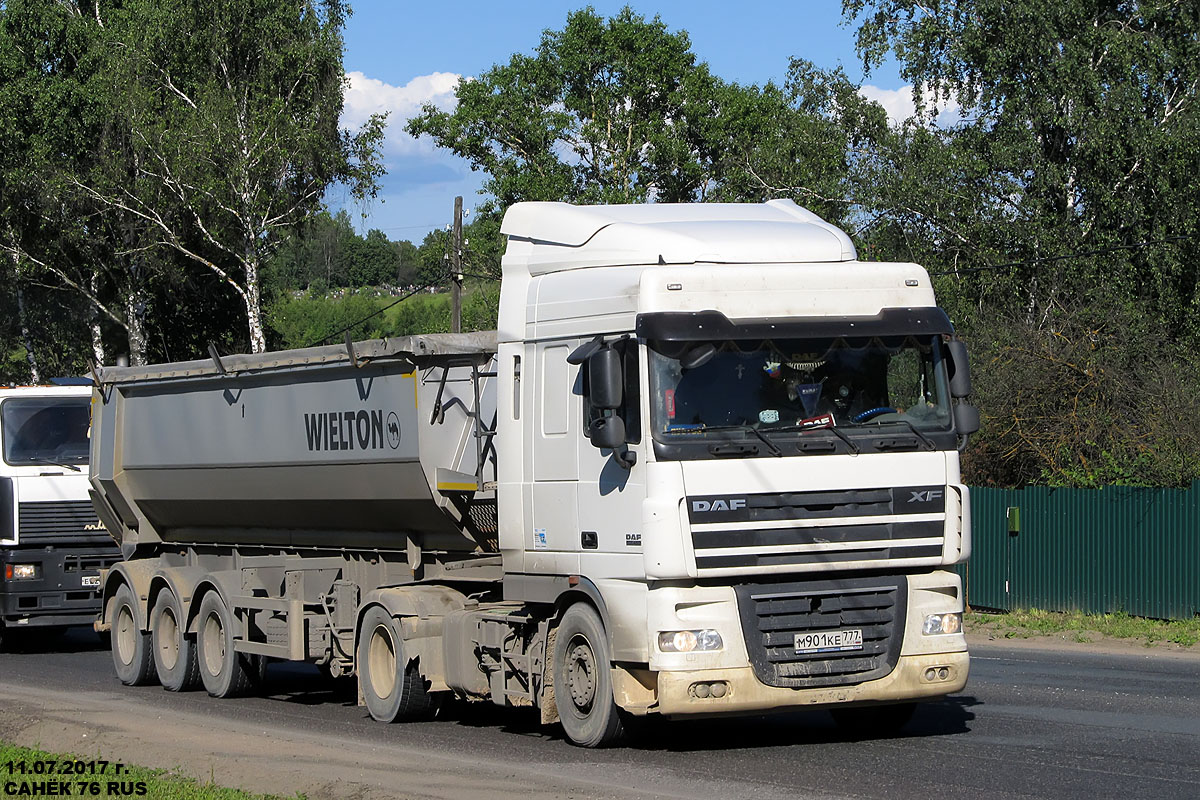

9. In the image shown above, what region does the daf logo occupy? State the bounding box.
[908,490,943,503]
[692,498,747,513]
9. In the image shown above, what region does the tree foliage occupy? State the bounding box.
[843,0,1200,486]
[0,0,384,373]
[407,6,874,216]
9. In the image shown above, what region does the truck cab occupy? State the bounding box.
[1,384,119,646]
[494,200,975,731]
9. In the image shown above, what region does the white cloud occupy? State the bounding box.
[342,71,462,155]
[859,83,962,128]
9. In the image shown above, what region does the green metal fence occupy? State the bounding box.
[963,482,1200,620]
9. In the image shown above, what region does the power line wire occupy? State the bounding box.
[305,270,451,347]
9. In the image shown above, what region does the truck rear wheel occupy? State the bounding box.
[111,583,157,686]
[357,606,434,722]
[196,591,253,698]
[151,589,200,692]
[553,603,625,748]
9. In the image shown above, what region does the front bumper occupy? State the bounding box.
[0,545,119,625]
[655,649,969,717]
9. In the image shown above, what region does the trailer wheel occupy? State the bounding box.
[151,589,200,692]
[553,603,625,748]
[357,606,434,722]
[110,583,157,686]
[196,591,253,698]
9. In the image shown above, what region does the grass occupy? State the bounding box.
[0,742,296,799]
[965,608,1200,647]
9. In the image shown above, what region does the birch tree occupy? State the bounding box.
[80,0,385,353]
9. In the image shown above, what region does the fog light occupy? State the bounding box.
[710,681,728,698]
[658,629,723,652]
[7,564,37,580]
[693,682,710,698]
[922,613,962,635]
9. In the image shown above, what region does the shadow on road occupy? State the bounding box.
[436,693,979,750]
[222,658,981,751]
[0,624,107,655]
[260,660,358,706]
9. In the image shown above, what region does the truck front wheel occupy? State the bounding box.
[196,591,253,698]
[110,583,157,686]
[553,603,625,748]
[151,589,200,692]
[357,606,434,722]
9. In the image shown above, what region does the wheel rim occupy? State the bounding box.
[565,633,597,714]
[115,603,137,666]
[201,610,224,677]
[367,623,397,700]
[158,605,179,670]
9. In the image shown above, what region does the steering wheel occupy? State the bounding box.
[852,407,897,423]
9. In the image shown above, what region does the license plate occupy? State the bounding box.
[81,575,101,588]
[794,629,863,654]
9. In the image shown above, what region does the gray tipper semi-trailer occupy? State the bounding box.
[89,200,979,747]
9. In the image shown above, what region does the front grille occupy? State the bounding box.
[735,575,906,689]
[687,486,946,524]
[688,486,947,573]
[18,501,110,544]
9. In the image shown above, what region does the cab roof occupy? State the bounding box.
[500,199,857,275]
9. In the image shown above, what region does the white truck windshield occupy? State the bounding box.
[648,336,951,438]
[1,397,91,467]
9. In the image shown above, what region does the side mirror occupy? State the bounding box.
[947,340,972,398]
[954,402,980,436]
[587,348,623,409]
[589,415,626,450]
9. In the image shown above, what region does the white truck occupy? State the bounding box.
[1,383,120,648]
[90,200,977,746]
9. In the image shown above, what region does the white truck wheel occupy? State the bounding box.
[553,603,625,748]
[357,605,434,722]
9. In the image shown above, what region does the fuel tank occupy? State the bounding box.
[89,334,497,557]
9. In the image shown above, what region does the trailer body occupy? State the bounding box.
[92,200,975,746]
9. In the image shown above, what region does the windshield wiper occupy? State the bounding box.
[20,458,82,472]
[669,424,782,456]
[744,425,782,457]
[769,422,861,455]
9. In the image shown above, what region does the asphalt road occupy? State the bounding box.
[1,628,1198,799]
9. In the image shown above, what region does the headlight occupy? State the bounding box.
[658,629,723,652]
[6,564,37,580]
[922,612,962,635]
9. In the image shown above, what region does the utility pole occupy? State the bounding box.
[451,195,463,333]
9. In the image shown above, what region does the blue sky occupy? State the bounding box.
[331,1,913,241]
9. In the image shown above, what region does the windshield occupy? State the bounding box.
[648,335,951,438]
[1,397,91,466]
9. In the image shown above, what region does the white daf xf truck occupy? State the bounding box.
[1,383,120,648]
[90,200,977,747]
